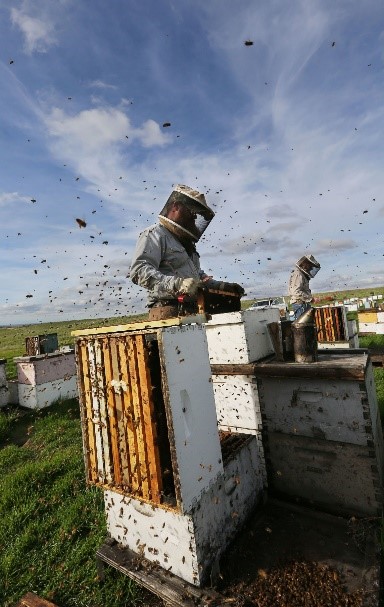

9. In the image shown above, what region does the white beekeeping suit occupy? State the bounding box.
[130,184,244,318]
[288,255,320,320]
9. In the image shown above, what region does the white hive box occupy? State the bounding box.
[104,435,262,586]
[212,374,267,486]
[73,318,266,586]
[212,375,262,434]
[205,308,280,364]
[15,350,77,409]
[257,353,384,517]
[359,322,384,335]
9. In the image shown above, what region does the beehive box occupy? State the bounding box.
[72,318,266,586]
[358,311,378,324]
[359,322,384,334]
[212,374,267,485]
[205,308,280,364]
[15,351,77,409]
[256,352,384,516]
[25,333,59,356]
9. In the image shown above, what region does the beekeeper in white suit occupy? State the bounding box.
[130,184,244,320]
[288,255,321,320]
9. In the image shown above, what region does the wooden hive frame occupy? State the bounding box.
[315,306,346,342]
[76,331,163,504]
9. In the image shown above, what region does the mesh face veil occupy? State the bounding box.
[159,184,215,242]
[296,255,321,279]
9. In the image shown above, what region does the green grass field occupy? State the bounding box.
[0,400,155,607]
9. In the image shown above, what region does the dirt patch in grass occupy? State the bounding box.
[0,407,37,448]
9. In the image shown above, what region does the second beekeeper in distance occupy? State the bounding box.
[288,254,321,320]
[130,184,244,320]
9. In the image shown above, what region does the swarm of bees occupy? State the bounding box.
[222,560,364,606]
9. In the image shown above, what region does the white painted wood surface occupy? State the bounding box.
[259,376,371,445]
[212,374,267,484]
[205,308,280,364]
[15,352,76,385]
[359,322,384,334]
[17,376,77,409]
[212,374,262,432]
[159,324,223,513]
[105,436,264,586]
[258,360,384,516]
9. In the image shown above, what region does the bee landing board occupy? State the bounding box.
[73,320,265,586]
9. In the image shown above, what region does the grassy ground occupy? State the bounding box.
[0,399,156,607]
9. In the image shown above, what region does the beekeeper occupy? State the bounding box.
[130,184,244,320]
[288,255,321,320]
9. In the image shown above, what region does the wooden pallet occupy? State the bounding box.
[15,593,59,607]
[96,539,222,607]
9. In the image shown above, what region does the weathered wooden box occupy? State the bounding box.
[255,352,384,516]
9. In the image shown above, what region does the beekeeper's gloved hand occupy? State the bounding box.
[174,277,202,296]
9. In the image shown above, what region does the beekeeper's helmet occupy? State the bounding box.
[296,254,321,279]
[159,184,215,241]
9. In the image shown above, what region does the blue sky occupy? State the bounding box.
[1,0,384,325]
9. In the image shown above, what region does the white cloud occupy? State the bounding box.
[313,239,358,253]
[87,80,118,90]
[0,192,34,206]
[46,107,130,152]
[10,7,56,54]
[44,106,172,189]
[134,119,172,148]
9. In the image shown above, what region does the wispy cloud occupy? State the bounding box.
[313,239,358,253]
[10,7,57,54]
[87,80,118,90]
[43,106,172,199]
[0,192,34,206]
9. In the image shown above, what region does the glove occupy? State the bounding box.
[174,277,202,297]
[218,282,245,296]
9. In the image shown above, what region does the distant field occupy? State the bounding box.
[0,314,146,379]
[1,285,384,378]
[312,285,384,303]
